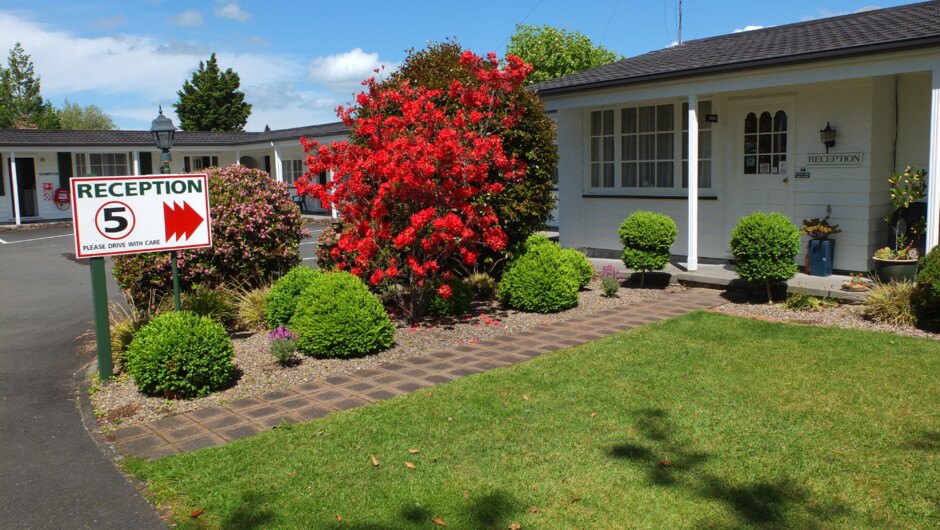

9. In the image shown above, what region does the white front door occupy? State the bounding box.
[734,104,793,219]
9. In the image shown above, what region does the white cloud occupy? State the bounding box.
[306,48,397,95]
[89,15,128,32]
[169,9,204,27]
[244,82,302,110]
[733,25,765,33]
[213,3,251,23]
[156,41,212,56]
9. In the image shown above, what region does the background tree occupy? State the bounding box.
[385,40,558,268]
[173,53,252,131]
[506,24,623,86]
[57,99,117,130]
[0,43,59,129]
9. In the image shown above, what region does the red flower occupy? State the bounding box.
[437,284,452,299]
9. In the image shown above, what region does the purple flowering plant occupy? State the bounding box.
[599,265,623,298]
[268,325,299,364]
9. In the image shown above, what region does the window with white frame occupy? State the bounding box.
[588,101,713,194]
[74,153,130,177]
[281,159,305,185]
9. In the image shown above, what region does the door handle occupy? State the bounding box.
[782,177,790,183]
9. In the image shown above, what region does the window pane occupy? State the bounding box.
[744,155,756,174]
[699,131,712,158]
[775,132,787,153]
[638,106,656,132]
[603,164,614,187]
[657,133,673,159]
[639,162,655,187]
[744,134,757,154]
[621,108,637,133]
[639,134,655,160]
[758,154,771,173]
[591,111,602,136]
[591,138,600,161]
[623,163,637,187]
[602,110,614,135]
[681,102,689,130]
[745,113,757,134]
[758,134,771,154]
[657,104,674,131]
[682,131,688,158]
[700,101,712,129]
[774,110,787,132]
[657,162,674,187]
[682,161,688,188]
[622,136,637,161]
[591,165,600,187]
[603,136,614,161]
[699,161,712,188]
[759,111,773,133]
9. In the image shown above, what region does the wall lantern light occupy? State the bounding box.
[819,122,836,153]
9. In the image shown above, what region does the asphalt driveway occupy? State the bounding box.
[0,226,165,528]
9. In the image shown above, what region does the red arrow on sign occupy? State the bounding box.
[164,201,205,241]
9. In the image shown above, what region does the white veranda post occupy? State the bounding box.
[927,67,940,253]
[687,95,699,271]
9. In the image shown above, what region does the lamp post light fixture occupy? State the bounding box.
[819,122,836,153]
[149,106,182,310]
[150,106,176,174]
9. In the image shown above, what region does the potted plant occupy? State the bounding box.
[800,216,841,277]
[873,166,927,283]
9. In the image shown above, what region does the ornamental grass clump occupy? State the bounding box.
[618,211,677,287]
[729,212,801,303]
[124,311,234,399]
[268,326,299,365]
[290,272,395,358]
[912,246,940,331]
[499,242,579,313]
[113,165,307,311]
[265,266,321,329]
[864,280,917,327]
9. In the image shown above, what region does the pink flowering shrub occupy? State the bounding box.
[114,164,308,309]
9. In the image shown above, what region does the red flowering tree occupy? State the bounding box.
[297,51,532,321]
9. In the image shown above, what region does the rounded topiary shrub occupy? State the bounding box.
[729,212,801,302]
[265,266,320,328]
[561,248,594,289]
[124,311,234,399]
[113,165,308,310]
[427,278,474,317]
[619,211,677,286]
[290,271,395,358]
[499,243,579,313]
[913,246,940,331]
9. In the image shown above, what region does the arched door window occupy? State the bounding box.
[743,110,787,175]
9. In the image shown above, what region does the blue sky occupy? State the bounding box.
[0,0,914,131]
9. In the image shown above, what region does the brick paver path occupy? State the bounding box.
[109,288,727,460]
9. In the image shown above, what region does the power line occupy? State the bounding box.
[496,0,546,50]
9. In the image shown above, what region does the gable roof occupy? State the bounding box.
[0,122,349,148]
[533,0,940,95]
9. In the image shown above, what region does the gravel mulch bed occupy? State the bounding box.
[90,279,683,430]
[710,297,940,341]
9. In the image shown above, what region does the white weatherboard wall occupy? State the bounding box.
[552,73,932,272]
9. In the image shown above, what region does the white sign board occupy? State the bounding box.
[71,174,212,258]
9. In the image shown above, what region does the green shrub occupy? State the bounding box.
[466,272,498,300]
[864,280,917,327]
[561,248,594,289]
[107,302,152,374]
[182,284,236,326]
[913,246,940,331]
[113,164,308,310]
[499,243,579,313]
[124,311,234,399]
[618,211,677,287]
[266,266,321,329]
[290,272,395,358]
[427,279,474,317]
[729,212,801,302]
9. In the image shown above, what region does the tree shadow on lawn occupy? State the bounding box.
[905,430,940,451]
[325,490,526,530]
[608,408,851,527]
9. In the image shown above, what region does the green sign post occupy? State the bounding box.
[89,257,113,379]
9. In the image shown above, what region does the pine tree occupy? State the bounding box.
[173,53,252,131]
[0,43,59,129]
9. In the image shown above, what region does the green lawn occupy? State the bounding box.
[126,312,940,528]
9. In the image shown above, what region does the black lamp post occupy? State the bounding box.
[150,106,176,174]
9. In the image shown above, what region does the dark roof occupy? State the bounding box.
[533,0,940,95]
[0,121,349,148]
